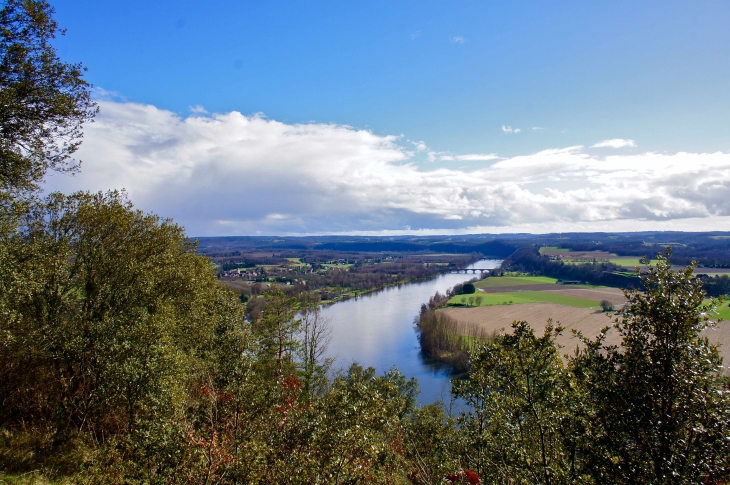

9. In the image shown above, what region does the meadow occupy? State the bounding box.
[475,275,558,288]
[449,290,601,308]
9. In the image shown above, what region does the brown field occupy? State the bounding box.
[440,303,730,367]
[542,287,627,305]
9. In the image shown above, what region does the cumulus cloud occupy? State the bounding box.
[502,125,521,134]
[592,138,637,148]
[43,100,730,235]
[452,36,465,44]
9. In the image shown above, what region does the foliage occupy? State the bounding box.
[571,249,730,484]
[453,321,588,485]
[296,292,332,395]
[0,0,97,193]
[0,191,250,439]
[256,288,299,374]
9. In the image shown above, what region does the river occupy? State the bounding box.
[320,259,502,404]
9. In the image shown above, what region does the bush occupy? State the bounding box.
[600,299,614,312]
[462,283,476,294]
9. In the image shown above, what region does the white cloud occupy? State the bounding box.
[532,126,545,131]
[502,125,521,134]
[43,100,730,235]
[592,138,637,148]
[440,154,499,161]
[412,140,427,152]
[452,36,465,44]
[189,105,208,114]
[410,30,422,40]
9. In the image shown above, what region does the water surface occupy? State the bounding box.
[321,259,501,404]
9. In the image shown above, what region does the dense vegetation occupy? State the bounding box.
[2,2,730,483]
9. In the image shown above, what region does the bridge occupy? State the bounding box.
[447,268,495,274]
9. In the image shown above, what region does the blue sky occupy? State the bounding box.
[45,1,730,235]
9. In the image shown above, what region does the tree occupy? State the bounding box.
[599,299,614,312]
[0,191,249,437]
[572,249,730,484]
[258,288,299,374]
[0,0,97,194]
[453,321,585,485]
[297,292,332,395]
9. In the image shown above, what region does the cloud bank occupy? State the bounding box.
[43,101,730,236]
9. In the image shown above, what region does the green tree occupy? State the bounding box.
[258,288,300,374]
[404,403,461,485]
[297,291,332,395]
[0,0,97,194]
[453,321,587,485]
[572,249,730,484]
[0,191,249,439]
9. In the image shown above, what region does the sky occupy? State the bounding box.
[43,0,730,236]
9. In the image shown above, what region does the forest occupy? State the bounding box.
[1,2,730,483]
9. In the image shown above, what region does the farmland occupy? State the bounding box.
[436,275,730,366]
[540,247,659,267]
[449,290,606,308]
[475,275,558,287]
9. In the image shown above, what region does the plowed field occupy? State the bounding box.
[440,303,730,365]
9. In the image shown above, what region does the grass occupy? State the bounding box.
[702,299,730,320]
[475,276,558,288]
[448,290,600,308]
[608,257,659,267]
[0,472,66,484]
[539,246,570,254]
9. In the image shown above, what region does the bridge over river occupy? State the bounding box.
[448,268,495,274]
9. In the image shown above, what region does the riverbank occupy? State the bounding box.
[319,259,502,404]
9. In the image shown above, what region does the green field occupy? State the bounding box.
[449,290,600,308]
[609,257,659,267]
[702,299,730,320]
[539,246,570,254]
[475,276,558,288]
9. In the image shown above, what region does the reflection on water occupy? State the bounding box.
[321,259,501,404]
